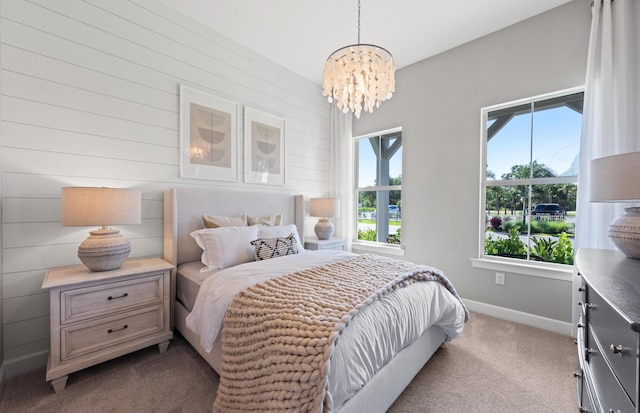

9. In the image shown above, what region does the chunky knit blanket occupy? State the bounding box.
[213,254,467,413]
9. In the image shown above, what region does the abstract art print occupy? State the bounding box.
[244,107,285,185]
[179,85,238,181]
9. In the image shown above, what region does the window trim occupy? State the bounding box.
[470,257,573,281]
[353,126,403,249]
[478,86,584,273]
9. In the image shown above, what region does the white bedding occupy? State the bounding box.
[176,261,217,312]
[186,250,466,410]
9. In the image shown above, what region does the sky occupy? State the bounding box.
[357,138,402,187]
[487,106,582,179]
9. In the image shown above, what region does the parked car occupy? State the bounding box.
[388,205,399,212]
[531,203,563,216]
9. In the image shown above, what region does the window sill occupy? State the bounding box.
[471,256,573,281]
[351,241,405,257]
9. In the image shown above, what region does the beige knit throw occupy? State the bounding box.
[213,254,467,413]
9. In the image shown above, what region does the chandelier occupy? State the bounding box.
[322,0,395,119]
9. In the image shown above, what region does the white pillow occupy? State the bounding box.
[190,225,260,271]
[258,224,304,253]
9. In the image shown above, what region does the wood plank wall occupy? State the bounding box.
[0,0,331,377]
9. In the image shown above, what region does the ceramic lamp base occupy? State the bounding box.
[608,207,640,259]
[78,228,131,271]
[314,218,335,240]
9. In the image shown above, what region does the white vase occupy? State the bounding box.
[608,207,640,259]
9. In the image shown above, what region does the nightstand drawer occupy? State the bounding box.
[587,286,638,404]
[61,304,164,361]
[587,327,635,413]
[61,273,164,324]
[304,238,347,251]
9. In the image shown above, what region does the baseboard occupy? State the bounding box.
[463,299,573,337]
[2,350,49,380]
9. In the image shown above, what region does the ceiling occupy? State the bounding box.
[158,0,573,85]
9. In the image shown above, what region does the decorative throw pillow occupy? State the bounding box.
[202,214,248,228]
[245,214,282,226]
[190,225,260,271]
[259,224,305,253]
[251,234,299,261]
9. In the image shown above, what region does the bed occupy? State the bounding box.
[163,187,467,412]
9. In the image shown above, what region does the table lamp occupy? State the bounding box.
[590,151,640,259]
[61,187,141,271]
[310,198,340,240]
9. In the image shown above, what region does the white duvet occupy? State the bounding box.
[186,250,466,410]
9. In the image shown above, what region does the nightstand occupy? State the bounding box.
[42,258,174,392]
[304,237,347,251]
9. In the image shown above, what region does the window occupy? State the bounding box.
[481,90,583,265]
[355,128,402,245]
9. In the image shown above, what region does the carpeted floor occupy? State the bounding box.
[0,312,577,413]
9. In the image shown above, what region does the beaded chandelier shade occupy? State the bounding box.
[322,0,395,119]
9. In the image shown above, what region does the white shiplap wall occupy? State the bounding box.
[0,0,331,377]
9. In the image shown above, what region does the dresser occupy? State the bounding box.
[42,258,174,392]
[304,237,348,251]
[575,248,640,413]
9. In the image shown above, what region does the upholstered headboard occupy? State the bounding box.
[163,188,305,267]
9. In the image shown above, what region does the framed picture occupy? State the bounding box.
[244,107,285,185]
[179,85,238,181]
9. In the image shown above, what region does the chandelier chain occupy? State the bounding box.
[357,0,361,44]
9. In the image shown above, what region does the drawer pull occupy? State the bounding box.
[107,293,129,301]
[577,323,584,328]
[608,410,621,413]
[573,371,581,378]
[582,302,595,309]
[578,287,585,292]
[609,344,624,355]
[107,324,128,334]
[584,347,594,355]
[579,407,588,413]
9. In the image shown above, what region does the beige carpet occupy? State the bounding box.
[0,312,577,413]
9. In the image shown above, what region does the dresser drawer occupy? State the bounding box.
[582,371,598,413]
[60,273,164,324]
[586,326,635,413]
[60,304,164,361]
[587,286,638,405]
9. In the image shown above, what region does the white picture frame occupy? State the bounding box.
[179,85,238,181]
[244,107,285,185]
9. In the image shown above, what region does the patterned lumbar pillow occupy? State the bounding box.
[250,233,299,261]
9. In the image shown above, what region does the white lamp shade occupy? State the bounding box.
[310,198,340,218]
[61,187,141,226]
[590,152,640,202]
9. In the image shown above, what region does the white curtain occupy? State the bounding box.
[329,106,353,247]
[575,0,640,252]
[572,0,639,332]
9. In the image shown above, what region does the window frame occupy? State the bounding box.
[352,126,404,254]
[474,87,583,279]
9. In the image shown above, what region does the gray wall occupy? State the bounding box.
[0,0,331,378]
[353,1,591,323]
